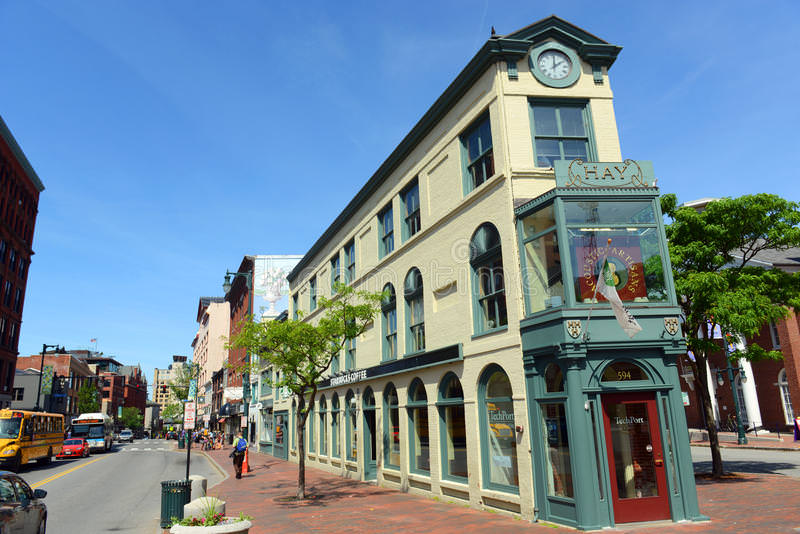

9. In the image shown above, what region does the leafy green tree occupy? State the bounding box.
[662,193,800,477]
[169,363,198,402]
[230,283,383,499]
[161,402,183,423]
[77,380,100,414]
[120,407,143,429]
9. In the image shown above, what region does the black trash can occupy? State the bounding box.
[160,479,192,528]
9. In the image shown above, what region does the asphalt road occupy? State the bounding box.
[691,444,800,477]
[15,439,224,533]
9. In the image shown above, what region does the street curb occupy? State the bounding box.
[690,443,800,452]
[199,450,229,489]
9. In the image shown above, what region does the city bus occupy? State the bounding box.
[0,410,64,472]
[71,413,113,452]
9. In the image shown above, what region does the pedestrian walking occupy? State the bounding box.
[229,431,248,479]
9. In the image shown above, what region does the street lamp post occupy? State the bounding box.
[223,270,253,441]
[717,337,749,445]
[35,344,65,412]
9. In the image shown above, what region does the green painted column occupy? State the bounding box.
[662,363,707,521]
[565,357,603,530]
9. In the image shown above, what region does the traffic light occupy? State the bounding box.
[161,385,167,395]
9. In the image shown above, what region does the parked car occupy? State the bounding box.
[57,438,90,459]
[118,429,134,443]
[0,472,47,533]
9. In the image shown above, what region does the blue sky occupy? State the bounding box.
[2,1,798,389]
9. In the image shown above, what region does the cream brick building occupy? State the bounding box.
[271,16,703,530]
[192,297,230,423]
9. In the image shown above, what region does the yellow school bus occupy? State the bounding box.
[0,410,64,472]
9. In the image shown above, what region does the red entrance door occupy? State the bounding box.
[602,392,670,523]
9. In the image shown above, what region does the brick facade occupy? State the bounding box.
[0,116,44,407]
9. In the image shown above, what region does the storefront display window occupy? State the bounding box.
[319,396,327,456]
[541,403,574,498]
[519,204,563,314]
[438,373,467,481]
[408,379,430,473]
[384,384,400,468]
[346,390,357,461]
[480,366,518,490]
[260,408,273,443]
[564,200,667,304]
[308,404,315,454]
[331,393,340,458]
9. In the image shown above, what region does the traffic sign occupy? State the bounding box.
[184,401,197,430]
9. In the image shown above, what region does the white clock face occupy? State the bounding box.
[537,50,572,80]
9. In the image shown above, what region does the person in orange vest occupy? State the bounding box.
[229,431,248,479]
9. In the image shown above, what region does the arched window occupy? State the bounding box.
[319,395,328,456]
[405,268,425,353]
[779,369,794,425]
[346,389,357,461]
[470,223,507,333]
[544,363,564,392]
[363,387,376,470]
[331,393,340,458]
[307,401,315,454]
[601,361,649,382]
[438,373,467,481]
[291,400,296,451]
[382,284,398,361]
[383,383,400,468]
[407,379,430,473]
[479,365,518,490]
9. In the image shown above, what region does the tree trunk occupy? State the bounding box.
[296,396,305,499]
[694,352,725,477]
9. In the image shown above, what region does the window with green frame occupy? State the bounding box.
[331,393,340,458]
[308,404,315,454]
[470,223,508,333]
[518,203,564,314]
[330,254,341,292]
[530,101,593,168]
[383,383,400,469]
[438,373,467,481]
[402,179,421,241]
[461,113,494,194]
[260,369,271,397]
[407,378,430,473]
[344,240,356,283]
[291,400,296,451]
[346,389,357,461]
[309,276,317,311]
[563,200,668,304]
[292,293,299,320]
[345,336,356,370]
[479,365,519,492]
[381,284,397,361]
[378,204,394,258]
[404,268,425,354]
[319,396,327,456]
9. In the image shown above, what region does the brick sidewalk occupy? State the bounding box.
[199,447,800,533]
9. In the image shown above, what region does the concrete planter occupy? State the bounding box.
[169,519,252,534]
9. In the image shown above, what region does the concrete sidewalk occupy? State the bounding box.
[690,428,800,450]
[199,446,800,533]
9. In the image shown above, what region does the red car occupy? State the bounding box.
[57,438,90,459]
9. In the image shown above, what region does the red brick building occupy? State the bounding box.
[15,351,98,418]
[224,256,254,433]
[120,364,147,415]
[0,115,45,407]
[679,247,800,432]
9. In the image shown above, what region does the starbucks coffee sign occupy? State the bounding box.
[554,159,655,188]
